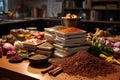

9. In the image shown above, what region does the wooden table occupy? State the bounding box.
[0,56,82,80]
[1,56,120,80]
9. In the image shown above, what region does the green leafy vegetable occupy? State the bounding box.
[89,41,113,57]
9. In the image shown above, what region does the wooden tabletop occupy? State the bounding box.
[1,56,120,80]
[0,56,82,80]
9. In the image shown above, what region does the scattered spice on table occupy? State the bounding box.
[53,51,117,78]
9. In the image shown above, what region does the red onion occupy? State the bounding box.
[113,42,120,48]
[2,43,15,55]
[7,50,16,58]
[105,40,113,47]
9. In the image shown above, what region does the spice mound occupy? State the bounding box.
[53,51,117,78]
[58,27,83,34]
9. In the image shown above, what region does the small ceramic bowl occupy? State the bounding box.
[28,53,50,66]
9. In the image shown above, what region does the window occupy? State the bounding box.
[0,0,8,14]
[0,0,4,14]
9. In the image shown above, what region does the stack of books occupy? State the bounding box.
[53,27,89,57]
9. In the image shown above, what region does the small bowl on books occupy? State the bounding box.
[61,13,81,27]
[61,17,81,27]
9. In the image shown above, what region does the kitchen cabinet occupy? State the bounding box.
[62,0,120,24]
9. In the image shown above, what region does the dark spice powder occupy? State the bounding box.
[53,51,117,78]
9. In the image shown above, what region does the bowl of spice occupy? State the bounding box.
[28,52,50,66]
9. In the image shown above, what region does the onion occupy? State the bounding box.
[7,50,16,58]
[113,42,120,48]
[105,40,113,47]
[2,43,15,55]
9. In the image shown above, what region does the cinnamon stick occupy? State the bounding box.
[41,65,54,74]
[50,67,63,76]
[48,66,61,75]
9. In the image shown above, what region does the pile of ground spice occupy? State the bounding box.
[53,51,117,78]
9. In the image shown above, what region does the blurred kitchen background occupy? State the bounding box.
[0,0,62,19]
